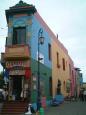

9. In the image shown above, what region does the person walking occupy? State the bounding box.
[79,89,84,101]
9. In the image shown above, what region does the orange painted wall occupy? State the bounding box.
[35,12,75,97]
[51,39,73,97]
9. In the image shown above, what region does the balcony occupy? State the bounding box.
[4,45,30,60]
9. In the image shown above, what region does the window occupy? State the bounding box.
[62,58,65,70]
[69,64,71,75]
[12,27,26,45]
[63,81,66,91]
[49,77,52,96]
[57,52,60,68]
[72,70,74,84]
[48,43,51,60]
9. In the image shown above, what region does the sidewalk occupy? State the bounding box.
[32,101,86,115]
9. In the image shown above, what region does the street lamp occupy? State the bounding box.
[37,28,44,111]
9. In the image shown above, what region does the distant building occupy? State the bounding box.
[75,68,83,97]
[83,82,86,89]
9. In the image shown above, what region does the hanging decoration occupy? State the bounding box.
[25,68,31,79]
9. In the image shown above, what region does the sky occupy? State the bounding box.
[0,0,86,82]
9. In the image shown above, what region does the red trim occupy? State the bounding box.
[5,44,29,48]
[25,68,31,79]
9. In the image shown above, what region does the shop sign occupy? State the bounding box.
[9,70,25,75]
[6,61,30,68]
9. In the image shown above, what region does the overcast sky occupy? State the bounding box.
[0,0,86,82]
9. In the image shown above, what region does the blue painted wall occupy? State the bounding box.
[31,15,52,69]
[7,15,32,46]
[7,14,52,70]
[6,12,52,102]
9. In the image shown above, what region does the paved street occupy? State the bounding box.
[33,101,86,115]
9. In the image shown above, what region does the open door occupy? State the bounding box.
[13,76,22,100]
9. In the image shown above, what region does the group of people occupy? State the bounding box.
[79,88,86,102]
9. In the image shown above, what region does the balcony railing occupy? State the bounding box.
[4,45,30,60]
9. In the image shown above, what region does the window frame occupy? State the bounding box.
[12,27,26,45]
[62,58,65,71]
[48,43,52,61]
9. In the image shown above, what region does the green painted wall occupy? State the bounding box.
[31,58,52,103]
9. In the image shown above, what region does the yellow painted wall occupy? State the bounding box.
[51,39,72,97]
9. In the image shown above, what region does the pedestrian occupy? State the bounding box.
[74,91,77,101]
[2,89,7,101]
[5,90,8,100]
[79,89,84,101]
[83,89,86,101]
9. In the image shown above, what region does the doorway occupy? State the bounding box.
[49,77,52,96]
[12,76,22,100]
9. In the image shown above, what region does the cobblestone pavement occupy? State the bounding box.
[33,101,86,115]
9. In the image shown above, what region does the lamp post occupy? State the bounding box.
[37,28,44,111]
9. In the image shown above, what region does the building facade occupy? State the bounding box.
[1,0,80,103]
[74,68,83,97]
